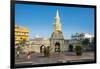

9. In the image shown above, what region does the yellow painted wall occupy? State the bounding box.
[15,25,29,44]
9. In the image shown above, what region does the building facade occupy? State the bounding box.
[15,25,29,45]
[71,33,94,43]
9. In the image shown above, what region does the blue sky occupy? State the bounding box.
[15,4,94,39]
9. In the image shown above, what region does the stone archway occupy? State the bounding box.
[55,42,60,52]
[40,45,44,53]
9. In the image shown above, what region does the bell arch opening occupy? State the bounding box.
[55,42,61,52]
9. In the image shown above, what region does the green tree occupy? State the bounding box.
[19,38,26,46]
[17,38,27,54]
[82,38,90,46]
[75,45,82,56]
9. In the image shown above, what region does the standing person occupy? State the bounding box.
[27,51,31,60]
[40,45,44,53]
[16,51,19,58]
[16,45,20,58]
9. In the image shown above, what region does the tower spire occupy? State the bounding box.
[56,10,60,19]
[54,10,62,32]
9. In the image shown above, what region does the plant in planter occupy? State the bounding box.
[68,44,73,52]
[44,46,52,57]
[75,45,82,56]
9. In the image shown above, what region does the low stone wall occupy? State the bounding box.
[22,45,40,53]
[31,45,40,53]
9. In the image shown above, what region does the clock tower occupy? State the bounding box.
[50,10,64,52]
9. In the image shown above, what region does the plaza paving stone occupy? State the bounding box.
[15,51,95,65]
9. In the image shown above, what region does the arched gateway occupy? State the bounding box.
[55,42,60,52]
